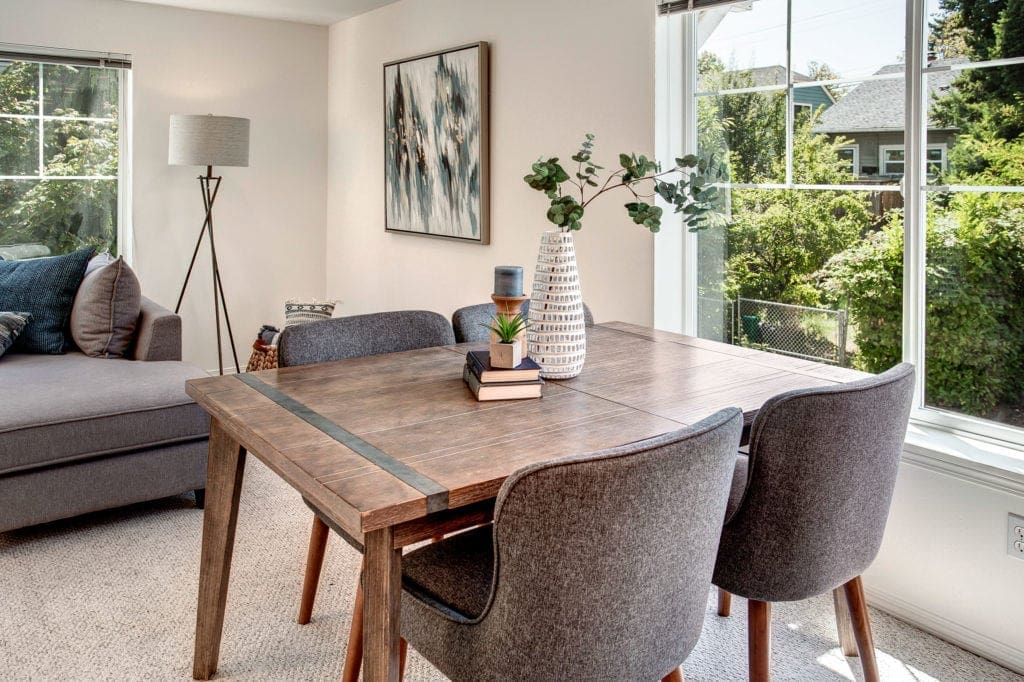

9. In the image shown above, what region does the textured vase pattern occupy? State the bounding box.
[527,231,586,379]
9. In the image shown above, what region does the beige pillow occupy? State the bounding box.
[70,256,142,358]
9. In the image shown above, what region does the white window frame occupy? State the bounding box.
[0,48,132,263]
[837,144,859,176]
[925,142,947,175]
[880,144,906,175]
[880,142,947,176]
[657,0,1024,456]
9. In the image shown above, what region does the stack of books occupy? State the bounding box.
[463,349,544,401]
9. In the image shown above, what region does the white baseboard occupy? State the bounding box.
[865,585,1024,675]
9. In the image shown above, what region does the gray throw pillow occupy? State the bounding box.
[70,256,142,358]
[0,312,31,358]
[0,247,94,354]
[85,251,117,276]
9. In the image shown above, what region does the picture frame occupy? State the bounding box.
[383,42,490,244]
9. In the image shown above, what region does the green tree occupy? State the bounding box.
[821,204,1024,415]
[0,62,118,256]
[722,117,872,306]
[698,56,787,184]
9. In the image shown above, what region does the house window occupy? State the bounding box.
[657,0,1024,448]
[837,145,859,176]
[793,102,812,122]
[880,145,905,175]
[881,144,946,176]
[0,47,131,260]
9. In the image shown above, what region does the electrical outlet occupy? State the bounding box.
[1009,513,1024,560]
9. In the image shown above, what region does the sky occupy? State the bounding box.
[701,0,947,83]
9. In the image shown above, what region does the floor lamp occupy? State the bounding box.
[168,114,250,375]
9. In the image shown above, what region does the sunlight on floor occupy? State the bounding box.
[817,648,943,682]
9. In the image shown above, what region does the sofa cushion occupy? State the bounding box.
[0,247,94,354]
[70,256,142,358]
[0,312,31,358]
[0,352,211,475]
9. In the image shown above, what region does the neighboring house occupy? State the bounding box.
[713,65,835,118]
[813,60,964,180]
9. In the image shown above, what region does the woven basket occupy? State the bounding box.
[246,340,278,372]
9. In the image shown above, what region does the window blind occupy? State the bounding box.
[658,0,752,15]
[0,44,131,69]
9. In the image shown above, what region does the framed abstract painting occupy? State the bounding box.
[384,42,490,244]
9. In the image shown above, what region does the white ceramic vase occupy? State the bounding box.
[527,230,586,379]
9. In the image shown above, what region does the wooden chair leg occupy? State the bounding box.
[399,637,408,681]
[297,516,330,625]
[341,565,365,682]
[718,587,732,617]
[833,587,859,657]
[662,667,684,681]
[843,576,880,682]
[748,599,771,682]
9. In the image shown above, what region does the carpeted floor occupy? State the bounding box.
[1,458,1019,681]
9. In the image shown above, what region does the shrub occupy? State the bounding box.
[822,206,1024,416]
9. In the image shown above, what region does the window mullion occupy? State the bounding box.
[37,64,44,178]
[903,0,928,406]
[784,0,793,186]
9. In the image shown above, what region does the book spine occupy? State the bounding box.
[467,352,486,381]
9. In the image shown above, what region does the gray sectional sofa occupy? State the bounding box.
[0,297,211,532]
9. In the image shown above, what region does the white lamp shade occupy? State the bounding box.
[169,114,250,167]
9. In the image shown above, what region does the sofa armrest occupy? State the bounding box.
[133,297,182,362]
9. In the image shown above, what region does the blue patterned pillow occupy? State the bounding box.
[0,248,95,354]
[0,312,31,358]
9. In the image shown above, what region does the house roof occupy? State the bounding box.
[813,60,965,134]
[741,65,814,86]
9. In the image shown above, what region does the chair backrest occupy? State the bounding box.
[451,301,595,343]
[713,363,915,602]
[277,310,455,367]
[475,408,742,680]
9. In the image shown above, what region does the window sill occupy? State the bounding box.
[903,421,1024,495]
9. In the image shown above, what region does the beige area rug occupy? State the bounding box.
[1,457,1020,681]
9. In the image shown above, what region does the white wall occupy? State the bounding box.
[865,446,1024,673]
[325,0,656,324]
[0,0,328,370]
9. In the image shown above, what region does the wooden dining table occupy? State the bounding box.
[185,322,868,682]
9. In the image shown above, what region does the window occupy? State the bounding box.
[881,143,946,176]
[657,0,1024,448]
[880,145,905,175]
[0,47,130,260]
[837,145,859,176]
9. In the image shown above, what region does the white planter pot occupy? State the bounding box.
[527,230,586,379]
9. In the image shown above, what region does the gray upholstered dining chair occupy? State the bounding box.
[713,363,915,682]
[451,300,595,343]
[397,407,745,682]
[278,310,455,682]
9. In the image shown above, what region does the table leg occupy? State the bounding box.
[193,419,247,680]
[363,527,401,682]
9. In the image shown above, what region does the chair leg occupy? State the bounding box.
[843,576,880,682]
[718,587,732,617]
[662,667,684,681]
[297,516,330,625]
[748,599,771,682]
[341,565,365,682]
[833,587,859,657]
[399,637,408,681]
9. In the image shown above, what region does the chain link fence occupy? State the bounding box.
[734,298,848,366]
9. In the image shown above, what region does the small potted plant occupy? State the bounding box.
[485,312,528,368]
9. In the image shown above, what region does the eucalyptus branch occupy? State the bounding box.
[523,133,723,233]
